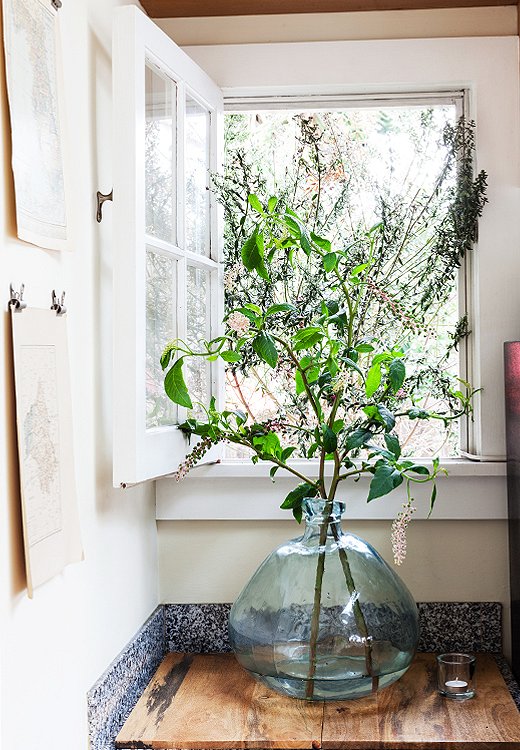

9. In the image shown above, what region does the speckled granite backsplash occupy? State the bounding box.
[87,602,514,750]
[164,601,502,654]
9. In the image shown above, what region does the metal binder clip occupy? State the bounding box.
[51,290,67,316]
[9,283,26,312]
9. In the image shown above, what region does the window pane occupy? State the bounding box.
[146,248,177,428]
[222,104,462,458]
[186,264,211,414]
[145,63,176,244]
[185,95,210,255]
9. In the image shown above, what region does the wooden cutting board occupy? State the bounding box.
[116,653,520,749]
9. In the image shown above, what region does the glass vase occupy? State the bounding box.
[229,497,419,701]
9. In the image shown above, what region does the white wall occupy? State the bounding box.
[0,2,158,750]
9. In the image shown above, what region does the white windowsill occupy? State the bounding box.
[156,458,508,522]
[174,457,507,479]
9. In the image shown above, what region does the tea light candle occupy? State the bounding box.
[445,679,468,688]
[437,653,475,700]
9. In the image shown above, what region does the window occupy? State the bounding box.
[220,99,464,459]
[114,8,520,492]
[112,6,222,486]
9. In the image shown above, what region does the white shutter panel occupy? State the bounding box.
[112,6,223,487]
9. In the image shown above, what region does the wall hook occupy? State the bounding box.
[9,283,27,312]
[51,290,67,316]
[96,190,113,223]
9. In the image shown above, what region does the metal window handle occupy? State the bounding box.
[96,190,113,223]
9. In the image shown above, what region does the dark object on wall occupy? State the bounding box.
[504,342,520,680]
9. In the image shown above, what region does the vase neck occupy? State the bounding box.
[302,498,345,528]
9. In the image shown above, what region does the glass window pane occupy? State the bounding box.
[145,63,176,244]
[146,248,177,428]
[223,104,462,458]
[185,95,210,255]
[186,265,211,414]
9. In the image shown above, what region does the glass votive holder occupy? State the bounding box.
[437,653,476,700]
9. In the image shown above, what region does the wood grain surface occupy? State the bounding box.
[116,653,520,750]
[116,653,323,749]
[140,0,517,18]
[322,654,520,749]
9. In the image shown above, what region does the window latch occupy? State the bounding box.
[96,190,113,223]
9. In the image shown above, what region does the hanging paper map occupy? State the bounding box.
[11,308,82,596]
[2,0,68,251]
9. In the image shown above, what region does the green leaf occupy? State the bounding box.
[372,352,392,366]
[300,230,312,256]
[323,252,338,272]
[293,326,324,351]
[408,407,429,420]
[384,434,401,459]
[220,350,241,363]
[310,232,332,252]
[322,424,337,453]
[351,263,369,277]
[252,332,278,368]
[376,405,396,431]
[267,196,278,213]
[293,505,303,524]
[355,343,374,353]
[280,482,318,516]
[408,464,430,475]
[428,484,437,517]
[241,230,261,271]
[265,303,296,316]
[344,428,372,452]
[255,231,265,258]
[295,369,305,395]
[281,446,297,462]
[248,193,263,213]
[326,356,339,377]
[164,358,193,409]
[367,464,403,502]
[253,431,281,457]
[365,363,382,397]
[343,357,364,379]
[388,359,406,393]
[307,442,319,458]
[256,259,270,281]
[270,466,279,481]
[244,303,263,315]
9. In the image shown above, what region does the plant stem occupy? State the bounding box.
[306,500,333,699]
[305,501,377,700]
[330,522,378,694]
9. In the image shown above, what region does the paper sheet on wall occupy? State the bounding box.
[2,0,68,251]
[11,308,82,596]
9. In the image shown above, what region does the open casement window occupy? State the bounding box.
[113,6,223,487]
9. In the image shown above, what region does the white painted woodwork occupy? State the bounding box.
[112,5,223,486]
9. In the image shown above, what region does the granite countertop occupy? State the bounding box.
[88,602,520,750]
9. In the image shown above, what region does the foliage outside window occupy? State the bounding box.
[213,105,484,459]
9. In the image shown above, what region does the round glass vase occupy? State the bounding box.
[229,497,419,701]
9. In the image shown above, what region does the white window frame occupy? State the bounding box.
[112,6,223,487]
[154,35,519,520]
